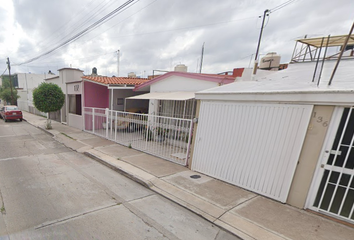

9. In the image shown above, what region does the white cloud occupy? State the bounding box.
[0,0,353,77]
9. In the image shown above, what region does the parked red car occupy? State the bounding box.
[0,105,23,122]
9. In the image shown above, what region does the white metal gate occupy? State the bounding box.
[83,107,193,166]
[308,107,354,223]
[192,101,313,202]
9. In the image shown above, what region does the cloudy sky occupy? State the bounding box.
[0,0,353,78]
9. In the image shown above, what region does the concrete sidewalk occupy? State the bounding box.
[22,111,354,240]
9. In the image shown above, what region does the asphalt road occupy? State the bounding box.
[0,119,240,240]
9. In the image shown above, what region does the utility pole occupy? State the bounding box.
[6,57,14,104]
[328,21,354,85]
[253,9,270,75]
[117,50,120,77]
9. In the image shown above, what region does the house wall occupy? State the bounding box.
[188,100,201,169]
[60,69,83,84]
[83,81,108,131]
[17,73,47,89]
[287,105,334,208]
[46,77,65,92]
[17,90,29,112]
[66,82,83,129]
[46,77,66,123]
[150,75,219,92]
[110,89,149,112]
[16,73,48,114]
[60,68,84,126]
[147,75,220,117]
[84,81,109,108]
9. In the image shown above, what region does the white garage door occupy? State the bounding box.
[192,101,313,202]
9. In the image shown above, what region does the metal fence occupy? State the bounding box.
[83,107,193,166]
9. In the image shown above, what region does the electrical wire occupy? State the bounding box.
[13,0,297,70]
[45,0,119,50]
[23,0,159,65]
[0,67,8,77]
[18,0,114,57]
[270,0,297,13]
[14,0,139,66]
[109,16,257,38]
[25,51,117,66]
[83,0,160,42]
[33,0,100,49]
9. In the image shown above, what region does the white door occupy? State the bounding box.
[192,101,313,202]
[308,107,354,223]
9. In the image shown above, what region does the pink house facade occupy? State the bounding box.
[81,76,149,131]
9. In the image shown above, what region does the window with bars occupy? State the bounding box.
[157,99,196,119]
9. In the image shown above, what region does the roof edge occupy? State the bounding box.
[134,71,237,91]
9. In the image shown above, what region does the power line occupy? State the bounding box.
[0,67,8,77]
[23,51,117,66]
[22,0,159,65]
[270,0,297,13]
[14,0,139,66]
[32,0,101,50]
[42,0,119,51]
[110,16,257,38]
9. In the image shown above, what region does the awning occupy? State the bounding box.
[127,92,195,101]
[297,34,354,48]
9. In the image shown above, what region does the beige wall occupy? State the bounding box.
[287,105,334,208]
[188,100,201,169]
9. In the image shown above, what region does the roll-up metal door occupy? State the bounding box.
[192,101,313,202]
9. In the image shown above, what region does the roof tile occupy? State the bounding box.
[82,76,149,85]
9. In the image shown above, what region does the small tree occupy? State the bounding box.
[33,83,65,129]
[0,88,20,104]
[0,78,20,105]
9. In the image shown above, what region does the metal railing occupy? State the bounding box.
[83,107,193,166]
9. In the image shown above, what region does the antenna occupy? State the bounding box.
[199,42,205,73]
[253,9,270,75]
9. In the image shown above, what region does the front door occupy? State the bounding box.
[310,107,354,223]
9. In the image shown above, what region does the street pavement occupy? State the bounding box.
[14,111,354,239]
[0,117,239,240]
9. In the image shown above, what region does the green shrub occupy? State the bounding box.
[33,83,64,113]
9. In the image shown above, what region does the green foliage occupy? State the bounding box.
[0,78,20,105]
[1,75,18,88]
[0,88,19,104]
[33,83,65,113]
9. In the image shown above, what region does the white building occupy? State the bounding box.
[16,72,55,116]
[191,35,354,224]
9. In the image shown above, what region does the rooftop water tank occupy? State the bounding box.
[174,64,188,72]
[128,72,136,78]
[259,52,281,71]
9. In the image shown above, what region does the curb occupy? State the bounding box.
[83,151,153,189]
[23,118,55,137]
[24,117,245,239]
[83,151,249,240]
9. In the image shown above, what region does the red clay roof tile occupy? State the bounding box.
[82,76,149,85]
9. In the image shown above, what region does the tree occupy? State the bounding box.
[0,78,20,105]
[33,82,65,129]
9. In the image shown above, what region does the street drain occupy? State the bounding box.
[190,175,201,179]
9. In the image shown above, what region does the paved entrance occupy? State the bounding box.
[83,107,193,166]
